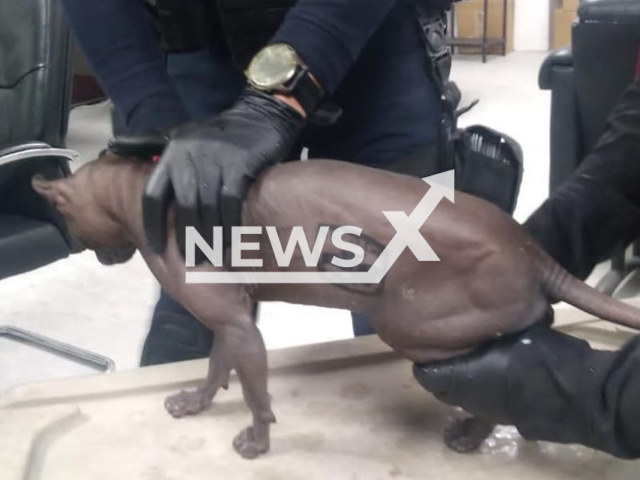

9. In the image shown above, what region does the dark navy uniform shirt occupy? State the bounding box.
[61,0,436,137]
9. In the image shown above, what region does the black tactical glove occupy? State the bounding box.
[412,330,520,426]
[413,324,640,459]
[111,88,304,255]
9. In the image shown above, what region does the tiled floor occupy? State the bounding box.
[0,52,553,394]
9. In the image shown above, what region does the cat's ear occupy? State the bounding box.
[31,175,73,211]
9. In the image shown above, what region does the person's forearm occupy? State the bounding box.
[270,0,401,94]
[525,77,640,279]
[61,0,188,132]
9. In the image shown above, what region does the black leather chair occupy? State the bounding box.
[0,0,115,372]
[540,0,640,191]
[539,0,640,293]
[0,0,78,280]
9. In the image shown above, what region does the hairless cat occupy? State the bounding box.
[32,152,640,459]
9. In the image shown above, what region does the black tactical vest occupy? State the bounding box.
[149,0,456,68]
[216,0,297,68]
[147,0,228,55]
[215,0,457,67]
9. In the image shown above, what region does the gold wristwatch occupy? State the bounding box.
[246,43,324,115]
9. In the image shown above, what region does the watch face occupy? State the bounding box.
[247,44,298,90]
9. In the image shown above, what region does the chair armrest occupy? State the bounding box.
[548,68,582,191]
[0,143,81,255]
[539,47,574,90]
[0,143,79,169]
[579,0,640,24]
[537,48,582,191]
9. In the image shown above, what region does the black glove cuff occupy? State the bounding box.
[240,88,306,130]
[108,130,171,160]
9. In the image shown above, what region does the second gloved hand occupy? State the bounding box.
[412,331,522,426]
[143,88,305,256]
[412,321,640,459]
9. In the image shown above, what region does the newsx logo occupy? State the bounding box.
[185,171,454,284]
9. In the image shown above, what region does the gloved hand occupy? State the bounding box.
[413,318,563,427]
[413,323,640,458]
[112,88,305,255]
[412,330,525,426]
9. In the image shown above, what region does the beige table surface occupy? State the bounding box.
[1,303,639,480]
